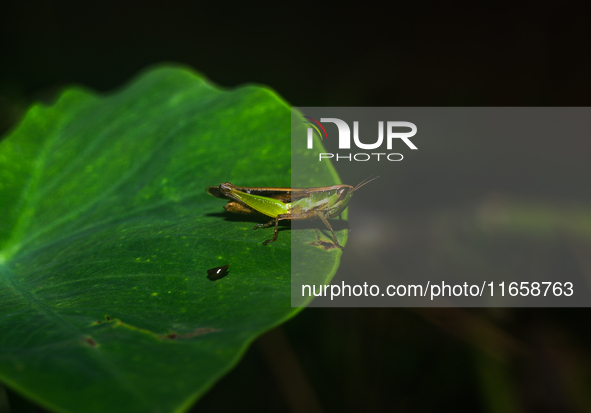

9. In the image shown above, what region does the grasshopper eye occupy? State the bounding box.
[337,187,348,200]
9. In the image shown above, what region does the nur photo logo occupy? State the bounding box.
[303,116,418,162]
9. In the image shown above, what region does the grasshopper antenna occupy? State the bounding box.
[354,175,380,191]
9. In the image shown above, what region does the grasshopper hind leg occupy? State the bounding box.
[253,219,276,230]
[254,215,290,246]
[253,217,279,246]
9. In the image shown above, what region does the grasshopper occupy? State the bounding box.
[206,176,379,249]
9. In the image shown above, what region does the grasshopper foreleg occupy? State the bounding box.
[315,211,344,250]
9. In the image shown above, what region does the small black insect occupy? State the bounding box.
[207,264,229,281]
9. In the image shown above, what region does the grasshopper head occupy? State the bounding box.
[326,176,379,217]
[331,185,355,207]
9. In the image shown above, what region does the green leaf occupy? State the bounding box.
[0,65,342,413]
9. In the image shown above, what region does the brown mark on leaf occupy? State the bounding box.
[91,315,113,326]
[89,314,219,340]
[308,229,340,250]
[159,328,220,340]
[181,328,220,338]
[83,337,97,347]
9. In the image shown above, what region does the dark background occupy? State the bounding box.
[1,2,591,412]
